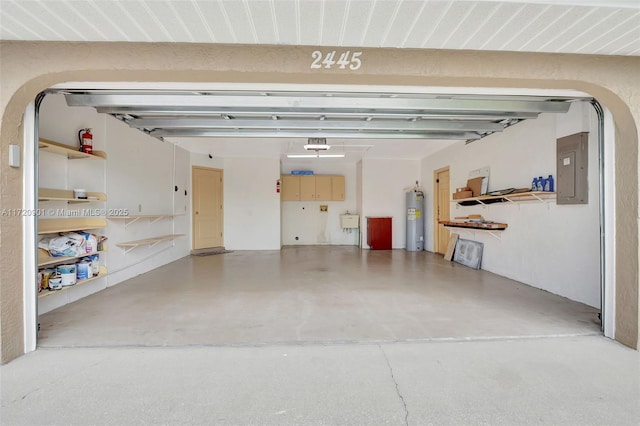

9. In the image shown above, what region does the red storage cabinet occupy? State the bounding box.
[367,217,392,250]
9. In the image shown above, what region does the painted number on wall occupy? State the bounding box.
[310,50,362,70]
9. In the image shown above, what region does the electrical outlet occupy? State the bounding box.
[320,205,328,212]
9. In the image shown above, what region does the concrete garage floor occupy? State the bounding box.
[37,247,600,347]
[5,248,637,425]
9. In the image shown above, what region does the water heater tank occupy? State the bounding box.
[406,190,425,251]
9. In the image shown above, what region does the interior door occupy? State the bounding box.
[192,167,223,249]
[434,167,450,254]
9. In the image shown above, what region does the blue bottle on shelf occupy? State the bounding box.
[531,177,538,192]
[536,176,544,192]
[546,174,554,192]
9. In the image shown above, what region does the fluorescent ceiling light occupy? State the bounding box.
[304,144,331,150]
[304,137,330,151]
[287,153,345,158]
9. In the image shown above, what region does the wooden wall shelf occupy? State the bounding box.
[116,234,184,254]
[39,138,106,160]
[39,188,107,203]
[38,248,107,268]
[452,191,556,207]
[440,220,507,240]
[38,218,107,235]
[440,221,508,230]
[38,266,108,298]
[107,214,180,227]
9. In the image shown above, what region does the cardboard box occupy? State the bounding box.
[466,177,484,197]
[453,190,473,200]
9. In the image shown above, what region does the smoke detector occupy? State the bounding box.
[304,138,330,151]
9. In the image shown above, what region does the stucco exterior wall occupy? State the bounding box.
[1,41,638,362]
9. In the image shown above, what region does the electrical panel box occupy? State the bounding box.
[557,132,589,205]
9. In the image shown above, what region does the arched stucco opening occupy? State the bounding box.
[1,42,638,362]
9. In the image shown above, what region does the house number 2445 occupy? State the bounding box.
[310,50,363,70]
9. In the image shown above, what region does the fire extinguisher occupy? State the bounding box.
[276,179,281,193]
[78,128,93,155]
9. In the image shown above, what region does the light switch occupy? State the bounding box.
[9,145,20,167]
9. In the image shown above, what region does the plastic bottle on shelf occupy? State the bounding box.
[531,177,538,192]
[546,175,554,192]
[536,176,544,192]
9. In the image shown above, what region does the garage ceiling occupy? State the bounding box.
[51,87,587,160]
[1,0,639,56]
[62,89,575,140]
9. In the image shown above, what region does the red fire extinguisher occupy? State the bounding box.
[78,128,93,154]
[276,179,281,193]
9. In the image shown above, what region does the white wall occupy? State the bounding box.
[189,154,282,250]
[190,152,224,170]
[361,158,421,249]
[280,162,358,246]
[38,95,190,313]
[420,102,600,307]
[224,158,281,250]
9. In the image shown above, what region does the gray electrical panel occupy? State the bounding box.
[557,132,589,205]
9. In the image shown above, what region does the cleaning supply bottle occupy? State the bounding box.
[536,176,544,192]
[531,177,538,192]
[546,175,554,192]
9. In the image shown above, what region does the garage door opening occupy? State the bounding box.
[28,83,610,350]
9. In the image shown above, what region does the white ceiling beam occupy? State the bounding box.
[129,118,505,132]
[150,129,482,140]
[66,94,571,114]
[98,107,540,120]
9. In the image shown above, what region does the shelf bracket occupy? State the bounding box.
[150,216,165,225]
[122,246,138,255]
[486,231,502,241]
[124,217,142,229]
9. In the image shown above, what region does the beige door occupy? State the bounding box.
[315,176,332,201]
[192,167,223,249]
[434,167,450,254]
[281,175,300,201]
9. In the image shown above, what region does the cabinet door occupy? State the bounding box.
[281,175,300,201]
[331,175,345,201]
[299,176,316,201]
[315,176,332,201]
